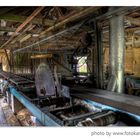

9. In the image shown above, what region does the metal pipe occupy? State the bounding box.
[116,15,125,93]
[107,75,116,91]
[109,17,117,76]
[107,15,118,91]
[109,15,125,93]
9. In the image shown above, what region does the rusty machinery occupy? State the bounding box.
[0,63,119,126]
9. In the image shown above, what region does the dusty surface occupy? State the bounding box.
[0,96,42,126]
[16,108,36,126]
[0,97,20,126]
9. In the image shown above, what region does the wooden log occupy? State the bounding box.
[30,54,53,59]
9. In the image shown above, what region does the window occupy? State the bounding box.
[76,56,87,73]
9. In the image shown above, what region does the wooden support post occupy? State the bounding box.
[4,49,11,69]
[94,21,103,88]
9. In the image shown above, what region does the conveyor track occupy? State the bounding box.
[70,87,140,116]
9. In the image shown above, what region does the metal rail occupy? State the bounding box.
[8,86,60,126]
[0,71,34,85]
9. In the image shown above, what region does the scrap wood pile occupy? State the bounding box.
[16,108,36,126]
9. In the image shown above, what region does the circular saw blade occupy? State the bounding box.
[35,63,56,97]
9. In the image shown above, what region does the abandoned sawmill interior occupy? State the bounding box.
[1,6,140,126]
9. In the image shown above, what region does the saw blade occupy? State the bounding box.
[35,63,56,97]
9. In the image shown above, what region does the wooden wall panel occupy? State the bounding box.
[103,47,140,76]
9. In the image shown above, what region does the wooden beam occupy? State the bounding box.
[39,7,101,37]
[0,13,54,26]
[0,27,16,32]
[1,7,44,49]
[4,49,11,67]
[0,26,40,35]
[31,54,53,59]
[13,23,82,53]
[43,40,76,45]
[47,46,75,51]
[19,34,32,43]
[11,9,79,44]
[126,39,140,46]
[10,34,32,44]
[0,7,15,15]
[125,16,140,27]
[126,27,140,33]
[13,10,89,44]
[0,36,9,40]
[11,24,35,44]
